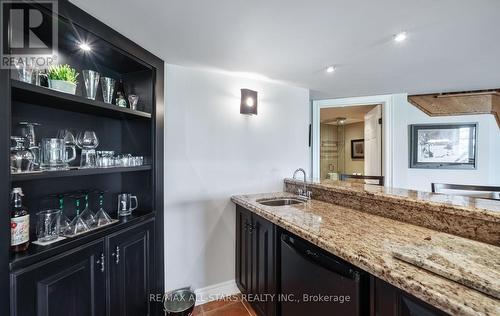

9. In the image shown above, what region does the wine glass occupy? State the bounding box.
[76,131,99,168]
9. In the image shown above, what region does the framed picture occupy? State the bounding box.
[409,123,477,169]
[351,139,364,159]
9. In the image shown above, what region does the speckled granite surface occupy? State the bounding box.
[231,192,500,316]
[285,179,500,245]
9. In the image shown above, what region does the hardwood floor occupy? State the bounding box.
[194,295,256,316]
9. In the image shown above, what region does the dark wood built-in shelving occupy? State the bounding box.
[11,165,152,181]
[11,80,152,119]
[1,1,164,315]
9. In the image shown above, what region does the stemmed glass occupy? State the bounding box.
[80,192,96,227]
[66,198,89,235]
[76,131,99,168]
[95,192,113,226]
[58,195,70,234]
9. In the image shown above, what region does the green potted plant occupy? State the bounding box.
[47,64,79,95]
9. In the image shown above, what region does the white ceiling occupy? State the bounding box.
[70,0,500,99]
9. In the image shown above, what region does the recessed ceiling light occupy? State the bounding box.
[326,66,335,73]
[394,31,407,42]
[79,42,92,51]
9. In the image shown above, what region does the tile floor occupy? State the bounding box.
[193,294,256,316]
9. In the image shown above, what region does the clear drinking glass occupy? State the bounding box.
[16,62,34,83]
[19,122,41,169]
[128,95,139,110]
[56,129,77,166]
[101,77,115,104]
[36,209,61,242]
[58,196,70,234]
[80,193,96,227]
[40,138,76,170]
[66,199,89,236]
[83,70,100,100]
[95,192,113,226]
[76,131,99,168]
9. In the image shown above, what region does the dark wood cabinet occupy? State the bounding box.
[108,221,154,316]
[1,1,164,315]
[11,220,154,316]
[235,206,449,316]
[372,278,449,316]
[235,206,277,316]
[11,240,106,316]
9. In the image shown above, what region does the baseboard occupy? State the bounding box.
[194,280,240,306]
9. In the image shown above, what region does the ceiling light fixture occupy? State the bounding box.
[393,31,407,42]
[79,42,92,51]
[326,66,335,73]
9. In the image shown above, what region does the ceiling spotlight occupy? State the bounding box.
[394,31,407,42]
[79,42,92,51]
[326,66,335,73]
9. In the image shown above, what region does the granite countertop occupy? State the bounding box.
[231,192,500,316]
[286,178,500,220]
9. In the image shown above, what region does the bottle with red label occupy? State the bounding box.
[11,187,29,252]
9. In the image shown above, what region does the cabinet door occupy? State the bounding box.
[372,278,448,316]
[251,214,276,316]
[11,240,106,316]
[108,221,154,316]
[236,206,252,294]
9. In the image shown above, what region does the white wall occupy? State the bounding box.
[391,94,500,191]
[164,64,310,292]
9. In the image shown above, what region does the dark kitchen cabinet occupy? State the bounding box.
[235,206,277,316]
[10,240,106,316]
[11,220,154,316]
[372,278,449,316]
[108,221,154,316]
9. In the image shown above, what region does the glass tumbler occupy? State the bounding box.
[36,210,61,242]
[16,62,34,83]
[128,95,139,110]
[101,77,115,104]
[83,70,100,100]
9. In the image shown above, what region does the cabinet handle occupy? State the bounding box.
[96,253,105,272]
[112,246,120,264]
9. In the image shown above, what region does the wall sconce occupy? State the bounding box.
[240,89,258,115]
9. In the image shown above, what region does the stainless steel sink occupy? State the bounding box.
[257,198,306,206]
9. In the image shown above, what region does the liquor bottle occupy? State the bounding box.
[10,187,29,252]
[114,79,128,108]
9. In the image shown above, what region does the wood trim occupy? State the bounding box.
[408,89,500,128]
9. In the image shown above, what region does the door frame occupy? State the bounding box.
[312,94,395,187]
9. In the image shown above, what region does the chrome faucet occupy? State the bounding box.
[293,168,312,199]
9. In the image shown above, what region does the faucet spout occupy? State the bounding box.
[292,168,311,199]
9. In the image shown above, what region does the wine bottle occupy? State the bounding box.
[10,187,29,252]
[114,79,128,108]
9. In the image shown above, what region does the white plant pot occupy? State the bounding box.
[48,79,77,95]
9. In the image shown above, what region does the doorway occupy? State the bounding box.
[312,94,397,186]
[319,104,382,180]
